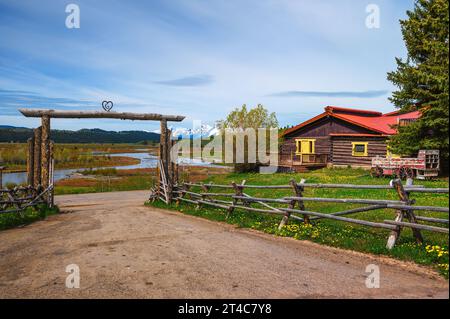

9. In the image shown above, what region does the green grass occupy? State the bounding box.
[54,174,155,195]
[80,167,118,176]
[147,167,449,277]
[0,143,154,172]
[0,204,59,230]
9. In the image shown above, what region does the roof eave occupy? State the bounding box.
[281,112,329,137]
[281,112,388,137]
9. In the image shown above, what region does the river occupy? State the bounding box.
[1,152,219,187]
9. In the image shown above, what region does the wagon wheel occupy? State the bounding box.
[397,166,414,180]
[370,166,383,178]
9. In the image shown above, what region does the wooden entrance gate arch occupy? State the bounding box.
[19,108,185,206]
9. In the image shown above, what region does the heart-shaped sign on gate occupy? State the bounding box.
[102,101,114,112]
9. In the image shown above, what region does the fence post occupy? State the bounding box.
[176,183,190,207]
[201,183,212,200]
[293,178,308,224]
[278,178,306,230]
[227,181,245,218]
[386,179,423,249]
[279,204,292,230]
[195,183,208,210]
[402,178,423,244]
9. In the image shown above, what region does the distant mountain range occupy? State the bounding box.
[0,126,160,143]
[152,124,221,139]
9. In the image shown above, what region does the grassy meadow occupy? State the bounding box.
[148,167,449,277]
[0,143,157,172]
[53,165,231,195]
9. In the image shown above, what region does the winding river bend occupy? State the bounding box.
[1,152,218,187]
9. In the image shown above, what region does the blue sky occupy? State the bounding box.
[0,0,414,131]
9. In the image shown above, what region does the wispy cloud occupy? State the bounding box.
[268,90,389,98]
[0,0,413,129]
[155,74,213,87]
[0,89,97,115]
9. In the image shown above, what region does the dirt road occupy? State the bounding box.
[0,190,447,298]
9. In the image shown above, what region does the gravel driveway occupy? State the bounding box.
[0,190,447,298]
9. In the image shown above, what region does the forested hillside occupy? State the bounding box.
[0,126,160,143]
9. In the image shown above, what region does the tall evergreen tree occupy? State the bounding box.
[387,0,449,164]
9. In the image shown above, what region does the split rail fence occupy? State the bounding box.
[0,160,55,215]
[153,178,449,249]
[0,185,53,215]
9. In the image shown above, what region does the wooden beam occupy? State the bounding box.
[19,109,185,122]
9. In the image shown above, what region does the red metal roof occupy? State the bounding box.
[325,106,382,116]
[329,133,389,137]
[282,106,421,136]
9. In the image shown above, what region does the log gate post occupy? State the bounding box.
[32,127,42,188]
[25,118,53,205]
[26,137,34,185]
[41,115,51,197]
[159,119,174,203]
[0,166,4,189]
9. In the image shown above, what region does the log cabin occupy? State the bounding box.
[279,106,420,171]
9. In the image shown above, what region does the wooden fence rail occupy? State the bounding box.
[155,178,449,249]
[0,185,53,215]
[0,159,55,215]
[182,182,449,193]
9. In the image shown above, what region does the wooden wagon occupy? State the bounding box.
[371,150,440,180]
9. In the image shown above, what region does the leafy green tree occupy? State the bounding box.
[218,104,278,130]
[387,0,449,163]
[217,104,278,172]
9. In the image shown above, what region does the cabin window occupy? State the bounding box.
[295,139,315,154]
[352,142,368,157]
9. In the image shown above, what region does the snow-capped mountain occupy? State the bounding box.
[170,124,220,139]
[207,127,221,137]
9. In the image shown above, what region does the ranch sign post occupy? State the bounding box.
[19,108,185,206]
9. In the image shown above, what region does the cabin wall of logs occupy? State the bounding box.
[161,178,449,249]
